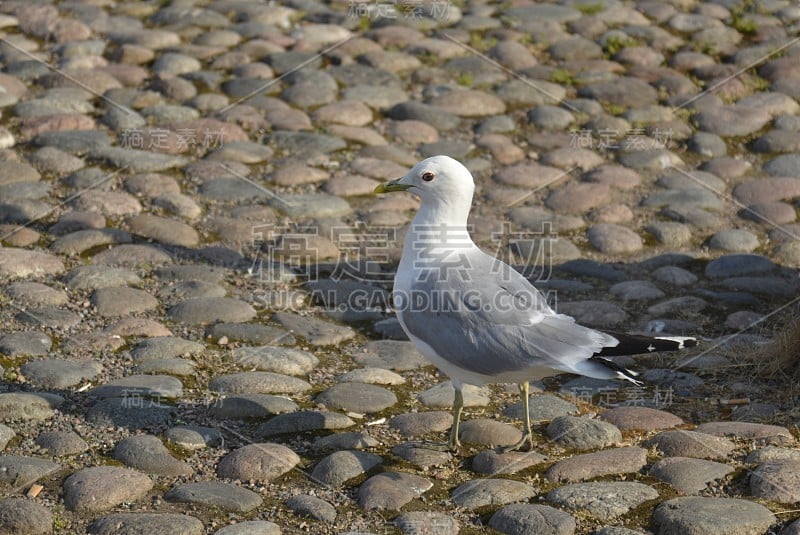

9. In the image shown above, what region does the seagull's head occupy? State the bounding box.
[374,155,475,206]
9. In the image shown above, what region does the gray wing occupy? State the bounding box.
[399,250,618,377]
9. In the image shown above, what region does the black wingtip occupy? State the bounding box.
[590,356,643,385]
[595,332,697,357]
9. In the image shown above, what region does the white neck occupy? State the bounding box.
[402,198,476,262]
[413,194,472,228]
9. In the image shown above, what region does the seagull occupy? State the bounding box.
[375,155,696,451]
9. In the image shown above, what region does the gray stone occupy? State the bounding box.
[200,178,270,202]
[351,340,428,371]
[645,430,737,460]
[311,450,382,487]
[36,431,89,457]
[547,482,658,521]
[391,443,451,469]
[458,419,523,447]
[695,421,794,446]
[65,265,141,290]
[101,106,146,131]
[127,214,199,247]
[217,443,299,483]
[503,394,578,422]
[546,416,622,450]
[312,432,379,453]
[547,447,648,483]
[0,455,62,490]
[0,331,51,357]
[689,132,727,158]
[472,449,547,475]
[652,266,698,286]
[88,513,205,535]
[640,369,704,396]
[358,471,433,511]
[90,244,172,268]
[644,188,723,211]
[114,435,193,476]
[92,287,158,317]
[649,457,735,494]
[0,249,64,278]
[4,282,67,307]
[496,79,566,107]
[131,337,204,362]
[489,503,576,535]
[609,281,665,300]
[214,521,281,535]
[395,512,459,535]
[338,367,405,385]
[90,375,183,399]
[417,382,490,409]
[208,372,310,395]
[256,411,354,438]
[747,446,800,464]
[286,495,337,523]
[0,425,14,451]
[0,498,53,535]
[64,466,153,512]
[753,130,800,153]
[718,276,794,297]
[579,77,658,107]
[451,478,538,510]
[558,259,626,282]
[169,297,256,324]
[270,193,351,218]
[652,497,776,535]
[210,394,298,420]
[134,358,196,376]
[705,254,774,278]
[750,460,800,502]
[709,230,760,252]
[0,393,63,421]
[695,106,772,137]
[85,397,175,429]
[645,221,692,247]
[164,426,223,450]
[208,323,295,346]
[165,482,262,512]
[15,306,81,329]
[89,146,188,173]
[388,101,460,131]
[600,406,683,431]
[529,105,574,130]
[389,411,452,437]
[21,359,102,389]
[269,131,346,155]
[231,346,318,375]
[764,153,800,177]
[272,312,355,346]
[316,383,397,414]
[51,229,132,256]
[507,4,581,22]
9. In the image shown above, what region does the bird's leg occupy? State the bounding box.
[410,385,463,452]
[448,385,464,451]
[504,381,534,452]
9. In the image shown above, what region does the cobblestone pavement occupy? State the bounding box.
[1,0,800,533]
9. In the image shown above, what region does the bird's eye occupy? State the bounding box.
[422,172,435,182]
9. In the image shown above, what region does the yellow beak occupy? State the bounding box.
[374,178,412,194]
